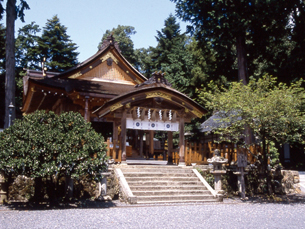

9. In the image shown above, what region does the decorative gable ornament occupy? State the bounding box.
[136,71,171,88]
[99,34,121,52]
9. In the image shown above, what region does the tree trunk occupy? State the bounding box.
[4,0,16,128]
[236,34,248,85]
[33,177,44,201]
[65,175,74,201]
[262,136,272,194]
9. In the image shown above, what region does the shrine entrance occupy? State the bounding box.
[93,72,207,165]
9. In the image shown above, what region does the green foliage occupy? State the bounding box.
[268,141,280,167]
[198,169,214,188]
[0,1,30,22]
[200,75,305,146]
[199,75,305,179]
[15,22,41,70]
[98,25,137,66]
[172,0,304,83]
[134,47,155,78]
[151,15,194,96]
[0,110,108,181]
[39,15,79,72]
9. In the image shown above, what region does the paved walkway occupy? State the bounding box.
[1,200,305,229]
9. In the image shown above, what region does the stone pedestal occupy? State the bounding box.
[211,170,227,192]
[234,168,248,194]
[0,172,7,203]
[99,172,111,196]
[207,149,228,196]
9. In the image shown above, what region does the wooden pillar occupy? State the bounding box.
[149,130,154,159]
[121,110,127,162]
[167,131,173,164]
[179,116,185,164]
[139,130,144,157]
[113,121,119,160]
[113,121,118,142]
[84,96,90,122]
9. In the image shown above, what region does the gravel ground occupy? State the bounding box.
[1,197,305,229]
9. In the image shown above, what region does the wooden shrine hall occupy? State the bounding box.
[22,35,207,164]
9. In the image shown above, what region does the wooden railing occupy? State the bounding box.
[184,140,262,166]
[105,138,263,166]
[105,139,121,163]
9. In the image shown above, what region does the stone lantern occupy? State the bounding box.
[207,149,228,195]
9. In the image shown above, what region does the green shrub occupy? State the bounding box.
[0,110,108,200]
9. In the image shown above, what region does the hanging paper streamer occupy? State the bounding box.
[148,109,151,120]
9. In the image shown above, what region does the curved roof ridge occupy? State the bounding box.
[53,36,147,82]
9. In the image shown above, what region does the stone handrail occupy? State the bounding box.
[192,169,217,198]
[114,168,137,204]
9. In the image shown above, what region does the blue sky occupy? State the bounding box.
[13,0,190,63]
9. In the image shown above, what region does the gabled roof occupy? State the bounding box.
[53,35,147,84]
[200,111,242,132]
[22,35,148,114]
[93,72,207,120]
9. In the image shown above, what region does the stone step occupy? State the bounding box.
[123,172,196,178]
[120,169,194,173]
[127,181,204,186]
[136,199,218,204]
[116,165,218,204]
[120,165,185,169]
[137,194,215,202]
[130,185,207,191]
[132,190,211,196]
[125,177,199,182]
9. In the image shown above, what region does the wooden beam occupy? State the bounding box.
[121,109,127,162]
[179,115,185,164]
[139,130,144,157]
[149,130,154,159]
[84,96,90,122]
[167,131,173,164]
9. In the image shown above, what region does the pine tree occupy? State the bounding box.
[15,22,41,70]
[0,24,6,128]
[98,25,137,66]
[0,0,30,128]
[39,15,79,72]
[172,0,297,84]
[152,15,194,96]
[134,47,154,78]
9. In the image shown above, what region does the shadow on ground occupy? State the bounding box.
[224,193,305,205]
[1,199,122,211]
[2,193,305,211]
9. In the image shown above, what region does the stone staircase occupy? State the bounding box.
[117,165,220,204]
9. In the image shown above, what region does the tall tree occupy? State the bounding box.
[172,0,296,84]
[134,47,154,78]
[151,15,194,96]
[285,1,305,82]
[0,24,6,128]
[15,22,41,70]
[0,0,29,129]
[200,75,305,193]
[0,24,5,71]
[98,25,137,66]
[39,15,79,72]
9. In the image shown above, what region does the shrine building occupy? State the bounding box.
[22,35,207,165]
